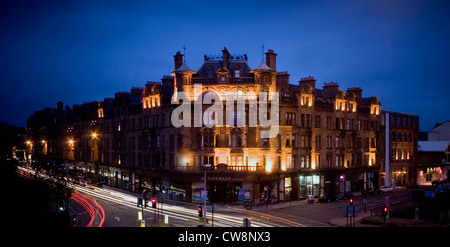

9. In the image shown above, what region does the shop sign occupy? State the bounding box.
[201,176,242,182]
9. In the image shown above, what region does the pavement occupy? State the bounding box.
[328,211,443,227]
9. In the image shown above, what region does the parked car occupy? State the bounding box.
[432,179,449,186]
[380,186,393,193]
[336,191,354,200]
[243,199,253,209]
[432,179,441,186]
[318,193,337,203]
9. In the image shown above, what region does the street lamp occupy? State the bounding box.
[203,163,211,227]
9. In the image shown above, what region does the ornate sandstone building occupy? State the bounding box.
[26,47,382,204]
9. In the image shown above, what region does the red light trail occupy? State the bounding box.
[71,191,105,227]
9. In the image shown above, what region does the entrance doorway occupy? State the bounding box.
[209,182,241,203]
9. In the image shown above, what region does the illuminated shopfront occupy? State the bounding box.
[298,175,320,198]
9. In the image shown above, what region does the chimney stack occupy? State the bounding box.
[323,82,339,93]
[299,76,316,90]
[346,87,363,103]
[265,49,277,70]
[222,47,230,70]
[174,51,183,70]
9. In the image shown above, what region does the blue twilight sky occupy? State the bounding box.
[0,0,449,131]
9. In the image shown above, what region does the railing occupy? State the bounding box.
[192,77,255,85]
[227,165,265,172]
[173,165,265,172]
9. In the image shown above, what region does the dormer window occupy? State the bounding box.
[335,99,345,111]
[371,105,380,115]
[301,95,313,107]
[300,85,313,107]
[234,69,241,78]
[97,108,104,118]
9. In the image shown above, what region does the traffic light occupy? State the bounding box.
[151,198,157,208]
[137,197,143,208]
[198,205,203,217]
[349,198,354,205]
[382,206,388,217]
[264,186,268,196]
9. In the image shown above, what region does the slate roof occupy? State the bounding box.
[418,141,450,152]
[196,60,252,77]
[174,61,195,72]
[252,60,274,71]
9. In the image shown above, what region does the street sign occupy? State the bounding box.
[343,205,359,217]
[211,204,216,213]
[425,191,436,198]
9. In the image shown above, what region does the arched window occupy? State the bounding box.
[230,128,243,148]
[227,90,247,102]
[202,128,214,148]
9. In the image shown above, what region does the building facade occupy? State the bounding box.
[26,47,382,204]
[380,110,419,187]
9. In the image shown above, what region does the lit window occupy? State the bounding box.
[234,69,241,78]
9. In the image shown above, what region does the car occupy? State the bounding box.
[318,193,337,203]
[336,191,354,200]
[380,186,393,193]
[432,179,441,186]
[243,199,253,209]
[432,179,449,186]
[368,187,383,195]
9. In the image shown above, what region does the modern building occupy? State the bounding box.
[417,141,450,184]
[26,47,382,204]
[379,110,419,187]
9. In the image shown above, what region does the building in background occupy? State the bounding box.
[420,121,450,141]
[417,141,450,184]
[26,47,382,203]
[415,121,450,184]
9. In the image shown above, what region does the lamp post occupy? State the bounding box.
[203,163,211,227]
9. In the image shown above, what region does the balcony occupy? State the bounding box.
[173,164,265,173]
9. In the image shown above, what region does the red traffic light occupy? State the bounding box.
[382,206,388,216]
[349,198,354,205]
[198,205,203,217]
[151,198,157,208]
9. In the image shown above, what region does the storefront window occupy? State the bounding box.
[299,175,320,198]
[285,177,292,200]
